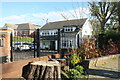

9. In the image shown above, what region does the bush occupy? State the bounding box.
[62,65,85,79]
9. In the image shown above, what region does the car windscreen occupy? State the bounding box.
[23,43,29,45]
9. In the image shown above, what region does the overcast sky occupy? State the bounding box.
[0,2,90,27]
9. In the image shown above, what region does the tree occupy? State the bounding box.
[89,2,118,32]
[110,2,120,32]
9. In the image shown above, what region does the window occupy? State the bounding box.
[62,40,69,47]
[0,39,4,47]
[64,27,74,32]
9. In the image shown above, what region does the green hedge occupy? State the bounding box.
[13,36,34,43]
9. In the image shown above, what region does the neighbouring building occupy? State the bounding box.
[3,23,41,37]
[40,18,93,50]
[0,28,12,63]
[16,23,41,36]
[3,23,18,36]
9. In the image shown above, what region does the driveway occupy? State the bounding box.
[13,50,58,61]
[87,55,120,79]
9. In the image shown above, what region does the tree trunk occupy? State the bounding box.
[22,61,61,80]
[100,22,105,32]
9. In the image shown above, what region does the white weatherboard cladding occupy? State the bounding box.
[82,19,93,37]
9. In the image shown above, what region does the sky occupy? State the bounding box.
[0,2,90,27]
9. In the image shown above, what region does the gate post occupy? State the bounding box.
[10,32,13,62]
[37,29,40,57]
[57,29,61,56]
[34,32,36,58]
[77,34,80,48]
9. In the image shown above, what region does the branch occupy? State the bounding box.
[99,2,103,15]
[105,2,110,16]
[103,2,106,12]
[106,5,117,22]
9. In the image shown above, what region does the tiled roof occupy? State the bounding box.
[41,18,87,30]
[3,23,18,29]
[17,23,40,30]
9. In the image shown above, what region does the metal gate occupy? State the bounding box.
[10,29,37,61]
[10,29,61,61]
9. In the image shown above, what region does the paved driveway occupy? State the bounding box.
[87,56,120,79]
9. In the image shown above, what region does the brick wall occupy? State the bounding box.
[0,29,11,62]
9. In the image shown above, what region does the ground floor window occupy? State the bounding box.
[0,38,4,47]
[62,40,73,48]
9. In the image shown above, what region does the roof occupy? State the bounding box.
[41,18,87,30]
[3,23,18,29]
[17,23,40,30]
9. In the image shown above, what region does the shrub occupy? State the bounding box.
[76,38,104,59]
[62,65,85,79]
[68,52,82,66]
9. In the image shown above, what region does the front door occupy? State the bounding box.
[50,41,55,50]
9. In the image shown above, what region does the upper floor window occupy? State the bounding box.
[0,38,4,47]
[64,27,75,32]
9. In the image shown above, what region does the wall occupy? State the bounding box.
[1,54,60,78]
[82,19,93,37]
[82,54,120,69]
[0,29,11,62]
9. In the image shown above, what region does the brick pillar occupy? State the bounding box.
[0,30,11,63]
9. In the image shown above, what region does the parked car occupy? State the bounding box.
[30,43,37,50]
[13,42,30,51]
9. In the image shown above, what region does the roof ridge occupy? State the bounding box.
[48,18,88,24]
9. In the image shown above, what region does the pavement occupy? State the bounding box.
[87,56,120,80]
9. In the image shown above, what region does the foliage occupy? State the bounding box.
[105,30,120,42]
[68,52,81,66]
[62,65,85,79]
[90,19,101,35]
[104,39,120,54]
[65,69,81,79]
[98,30,120,53]
[74,65,84,74]
[89,2,118,32]
[76,38,104,59]
[13,36,34,43]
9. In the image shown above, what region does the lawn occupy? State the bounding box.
[12,36,34,43]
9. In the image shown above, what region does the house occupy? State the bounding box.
[3,23,41,37]
[16,23,41,36]
[3,23,18,36]
[40,18,93,50]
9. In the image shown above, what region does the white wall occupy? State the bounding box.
[82,19,93,37]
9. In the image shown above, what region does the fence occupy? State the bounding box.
[10,29,61,61]
[10,28,85,61]
[11,29,37,61]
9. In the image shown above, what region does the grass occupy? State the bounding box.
[13,36,34,43]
